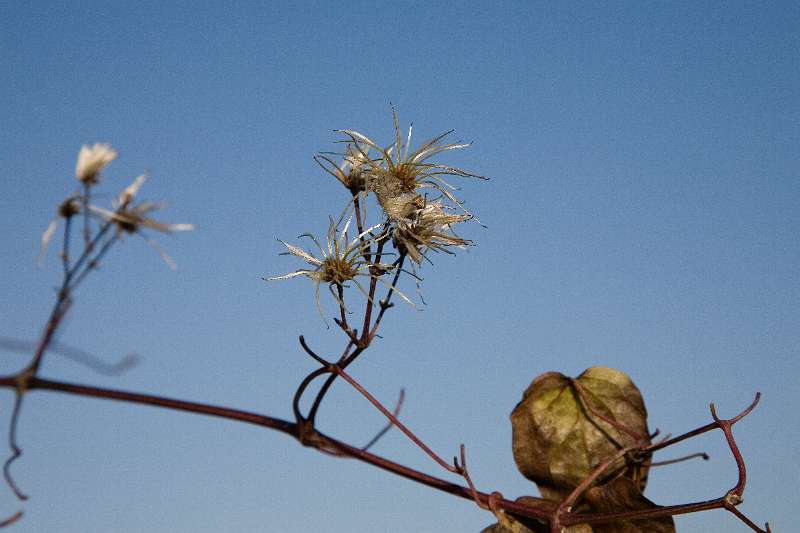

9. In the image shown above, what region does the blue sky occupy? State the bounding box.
[0,1,797,531]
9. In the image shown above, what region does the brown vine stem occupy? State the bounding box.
[362,388,405,452]
[358,239,387,341]
[82,184,91,247]
[556,446,633,521]
[25,220,114,376]
[0,510,22,528]
[3,394,27,501]
[303,346,362,425]
[0,376,771,530]
[333,367,459,474]
[352,193,367,254]
[0,375,546,522]
[645,393,760,456]
[649,452,709,467]
[61,215,72,276]
[366,255,404,342]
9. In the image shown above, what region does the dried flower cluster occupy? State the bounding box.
[270,109,485,315]
[40,144,193,269]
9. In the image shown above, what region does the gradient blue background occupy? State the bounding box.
[1,2,797,531]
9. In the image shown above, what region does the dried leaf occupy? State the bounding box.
[511,367,650,497]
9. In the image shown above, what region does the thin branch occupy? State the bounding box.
[336,284,349,331]
[455,444,491,510]
[727,505,771,533]
[359,238,387,342]
[352,194,367,253]
[304,345,360,425]
[555,446,632,526]
[61,215,72,276]
[24,219,115,376]
[710,393,761,500]
[292,367,329,425]
[362,388,405,452]
[649,452,709,467]
[3,393,27,501]
[66,232,118,291]
[82,184,91,247]
[297,336,329,367]
[367,254,405,341]
[645,393,760,456]
[0,510,23,528]
[334,367,459,474]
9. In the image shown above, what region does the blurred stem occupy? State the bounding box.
[82,184,91,247]
[61,215,72,276]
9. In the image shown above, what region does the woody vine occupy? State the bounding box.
[0,110,770,531]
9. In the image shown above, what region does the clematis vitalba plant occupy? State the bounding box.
[0,111,770,533]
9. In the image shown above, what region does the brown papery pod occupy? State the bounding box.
[480,496,592,533]
[511,367,650,499]
[583,476,675,532]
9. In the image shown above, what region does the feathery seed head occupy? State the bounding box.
[334,108,485,223]
[76,143,117,185]
[392,201,471,264]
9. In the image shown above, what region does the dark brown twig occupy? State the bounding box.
[61,215,72,276]
[0,510,23,528]
[333,367,459,474]
[2,394,27,501]
[553,446,633,532]
[649,452,709,467]
[362,388,405,451]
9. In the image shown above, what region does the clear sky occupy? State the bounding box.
[1,2,797,532]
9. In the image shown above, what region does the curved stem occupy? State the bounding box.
[305,346,360,424]
[3,393,27,501]
[292,367,330,424]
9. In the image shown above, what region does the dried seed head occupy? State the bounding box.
[320,255,358,284]
[57,197,81,218]
[392,201,471,264]
[334,108,485,225]
[76,143,117,185]
[378,192,425,221]
[88,175,193,269]
[267,214,411,320]
[315,143,375,194]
